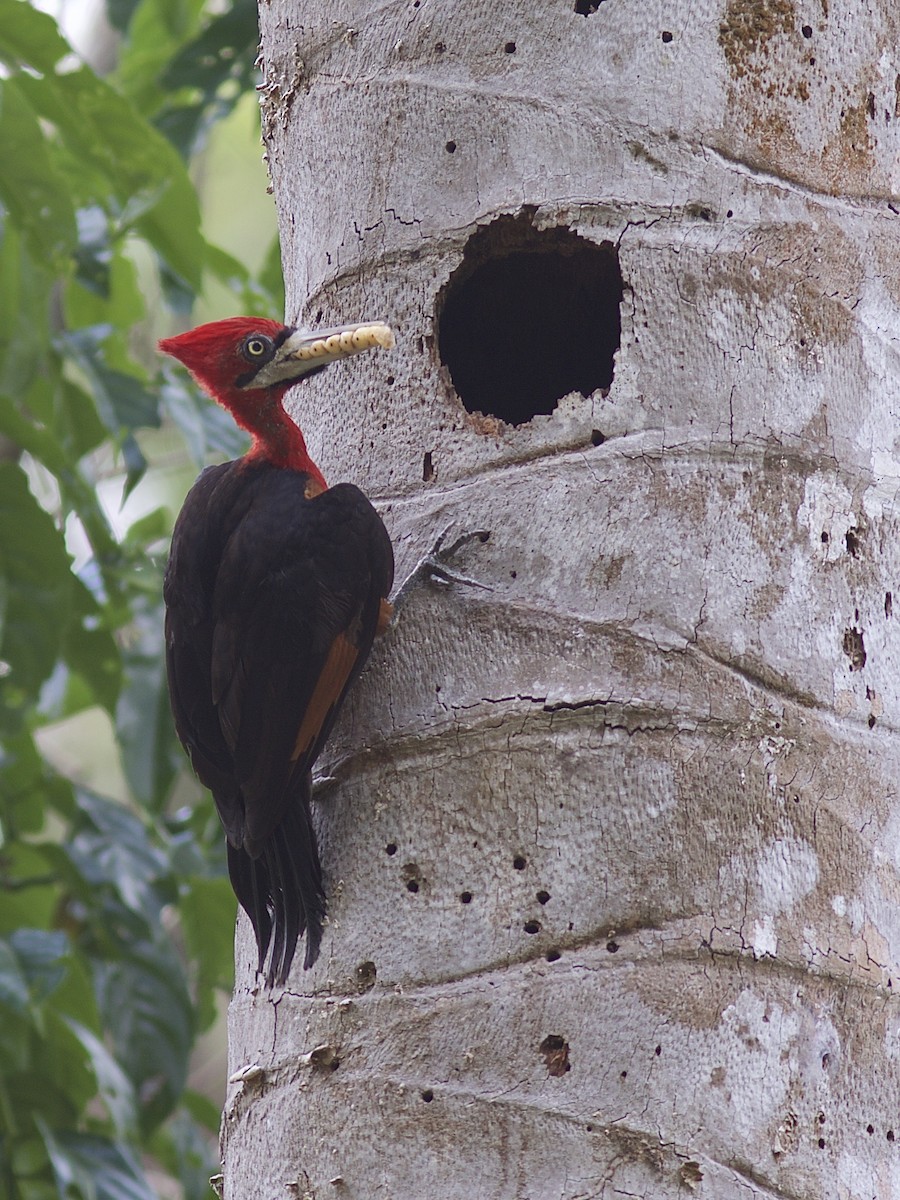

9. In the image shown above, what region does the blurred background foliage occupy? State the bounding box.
[0,0,279,1194]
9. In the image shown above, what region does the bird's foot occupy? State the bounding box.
[311,772,338,799]
[390,526,491,614]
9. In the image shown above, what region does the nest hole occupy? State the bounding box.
[437,212,623,426]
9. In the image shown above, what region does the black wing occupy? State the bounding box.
[164,461,393,981]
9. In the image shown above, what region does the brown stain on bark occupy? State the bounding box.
[718,2,882,193]
[719,0,795,76]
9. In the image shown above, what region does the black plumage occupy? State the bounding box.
[164,460,394,985]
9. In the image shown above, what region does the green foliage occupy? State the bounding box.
[0,0,279,1195]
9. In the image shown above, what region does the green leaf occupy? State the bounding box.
[0,936,31,1016]
[40,1125,156,1200]
[95,942,194,1132]
[65,1018,138,1139]
[115,0,207,116]
[15,64,205,286]
[60,330,161,435]
[160,375,248,467]
[0,224,53,401]
[123,506,170,548]
[0,463,74,695]
[0,0,72,73]
[180,1087,221,1133]
[67,791,170,922]
[0,80,78,264]
[148,1106,218,1200]
[179,876,234,1027]
[0,843,59,933]
[0,729,56,836]
[10,929,69,1001]
[154,0,260,156]
[116,597,183,808]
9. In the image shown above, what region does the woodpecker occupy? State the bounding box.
[160,317,396,986]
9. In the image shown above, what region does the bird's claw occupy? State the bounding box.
[424,526,491,589]
[392,526,491,610]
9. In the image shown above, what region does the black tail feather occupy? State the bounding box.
[226,843,272,976]
[225,773,326,986]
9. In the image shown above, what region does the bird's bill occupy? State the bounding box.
[248,321,395,388]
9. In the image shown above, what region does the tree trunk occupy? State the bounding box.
[223,3,900,1196]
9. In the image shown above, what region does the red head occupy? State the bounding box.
[159,317,326,482]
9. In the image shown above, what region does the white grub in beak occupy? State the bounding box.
[247,321,395,389]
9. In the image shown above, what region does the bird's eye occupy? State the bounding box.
[241,334,275,362]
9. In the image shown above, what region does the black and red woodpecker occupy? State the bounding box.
[160,317,395,986]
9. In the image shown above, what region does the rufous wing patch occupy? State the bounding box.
[291,632,359,762]
[377,598,393,636]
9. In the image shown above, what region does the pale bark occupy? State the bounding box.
[223,2,900,1196]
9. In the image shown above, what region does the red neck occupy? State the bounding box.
[226,387,327,490]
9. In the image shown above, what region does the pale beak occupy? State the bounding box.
[247,321,395,389]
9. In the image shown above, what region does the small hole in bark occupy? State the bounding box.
[846,528,861,556]
[574,0,603,13]
[661,29,672,42]
[586,1124,593,1132]
[842,627,866,671]
[885,591,892,617]
[437,211,623,426]
[308,1045,341,1071]
[867,1124,874,1134]
[504,40,516,53]
[402,862,422,892]
[546,949,561,962]
[445,140,457,153]
[867,92,876,120]
[802,23,813,36]
[621,1069,628,1078]
[655,1044,662,1056]
[821,530,829,543]
[590,429,605,446]
[869,714,877,728]
[315,309,323,322]
[726,209,733,217]
[889,1130,896,1142]
[818,1111,826,1124]
[510,569,517,579]
[386,374,395,385]
[356,960,377,991]
[513,855,527,870]
[422,451,434,481]
[434,41,445,53]
[606,940,619,953]
[536,890,551,905]
[539,1034,571,1076]
[524,920,541,934]
[817,1137,825,1149]
[460,891,473,904]
[421,1089,434,1102]
[385,842,397,856]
